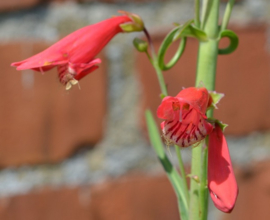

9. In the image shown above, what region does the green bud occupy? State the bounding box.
[133,38,148,52]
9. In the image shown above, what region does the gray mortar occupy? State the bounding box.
[0,1,270,220]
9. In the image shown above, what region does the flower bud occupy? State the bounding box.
[133,38,148,52]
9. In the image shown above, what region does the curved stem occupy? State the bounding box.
[153,60,168,97]
[143,27,156,58]
[143,27,168,97]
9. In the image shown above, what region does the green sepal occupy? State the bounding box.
[208,90,224,109]
[119,10,144,32]
[218,29,239,55]
[133,38,148,52]
[160,93,166,100]
[207,117,228,132]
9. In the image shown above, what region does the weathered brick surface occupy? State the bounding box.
[222,160,270,220]
[0,42,107,167]
[89,175,179,220]
[136,24,270,135]
[0,187,91,220]
[0,174,179,220]
[0,0,39,11]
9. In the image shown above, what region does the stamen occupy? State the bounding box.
[179,104,183,122]
[65,78,79,90]
[39,67,44,75]
[65,82,72,90]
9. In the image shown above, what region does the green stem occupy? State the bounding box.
[201,0,210,30]
[189,142,203,220]
[144,28,168,97]
[200,143,209,220]
[189,1,220,220]
[221,0,235,31]
[153,60,168,97]
[175,145,190,203]
[195,0,201,28]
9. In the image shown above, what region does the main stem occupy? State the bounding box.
[189,1,220,220]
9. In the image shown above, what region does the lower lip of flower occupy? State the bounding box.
[162,117,208,147]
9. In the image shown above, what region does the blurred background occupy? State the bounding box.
[0,0,270,219]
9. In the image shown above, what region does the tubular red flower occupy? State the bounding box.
[11,15,133,89]
[208,124,238,213]
[157,87,213,147]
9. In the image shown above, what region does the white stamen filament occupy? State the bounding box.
[179,104,183,122]
[39,67,45,75]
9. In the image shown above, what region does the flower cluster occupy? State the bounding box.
[157,87,238,213]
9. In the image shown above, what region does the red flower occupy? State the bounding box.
[157,87,238,212]
[208,123,238,213]
[157,87,213,147]
[11,12,142,90]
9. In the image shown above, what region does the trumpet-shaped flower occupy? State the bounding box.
[157,87,213,147]
[208,123,238,213]
[11,12,143,90]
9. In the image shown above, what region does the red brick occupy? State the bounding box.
[0,42,107,166]
[136,24,270,135]
[89,174,179,220]
[222,160,270,220]
[0,0,39,11]
[0,174,179,220]
[0,187,91,220]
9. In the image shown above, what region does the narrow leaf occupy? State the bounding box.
[145,110,189,220]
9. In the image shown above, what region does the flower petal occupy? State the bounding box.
[177,87,209,113]
[156,96,179,120]
[208,125,238,213]
[11,15,132,72]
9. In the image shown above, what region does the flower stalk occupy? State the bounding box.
[190,1,220,220]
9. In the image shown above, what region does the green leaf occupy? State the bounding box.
[157,20,209,71]
[157,27,187,71]
[218,29,239,55]
[145,110,189,220]
[174,22,208,42]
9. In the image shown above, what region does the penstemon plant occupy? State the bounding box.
[11,1,238,219]
[142,1,238,219]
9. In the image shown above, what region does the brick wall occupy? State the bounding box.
[0,1,270,220]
